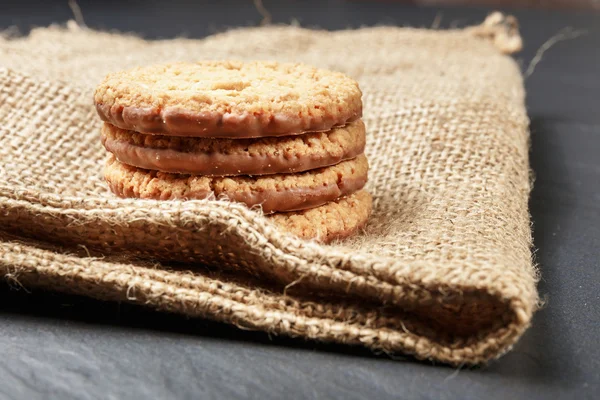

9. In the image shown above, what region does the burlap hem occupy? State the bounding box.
[1,185,536,365]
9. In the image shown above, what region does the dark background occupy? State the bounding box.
[1,1,599,399]
[406,0,600,10]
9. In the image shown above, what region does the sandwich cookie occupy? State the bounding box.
[104,154,369,213]
[94,61,363,138]
[101,120,366,176]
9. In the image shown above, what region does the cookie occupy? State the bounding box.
[269,190,372,243]
[104,154,368,213]
[101,120,366,176]
[94,61,362,138]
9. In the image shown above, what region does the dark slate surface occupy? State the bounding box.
[1,1,599,399]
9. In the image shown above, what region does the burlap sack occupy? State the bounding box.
[0,13,537,365]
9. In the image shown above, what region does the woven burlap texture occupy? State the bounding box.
[0,14,537,365]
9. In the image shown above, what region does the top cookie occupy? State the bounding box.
[94,61,362,138]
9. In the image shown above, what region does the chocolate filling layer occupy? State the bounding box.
[96,103,362,138]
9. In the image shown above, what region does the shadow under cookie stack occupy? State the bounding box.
[94,61,372,242]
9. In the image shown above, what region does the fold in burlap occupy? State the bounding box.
[0,14,538,365]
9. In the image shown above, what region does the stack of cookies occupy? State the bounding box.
[94,61,372,242]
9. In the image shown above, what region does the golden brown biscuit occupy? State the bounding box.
[101,120,366,176]
[104,154,368,213]
[94,61,362,138]
[269,190,372,243]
